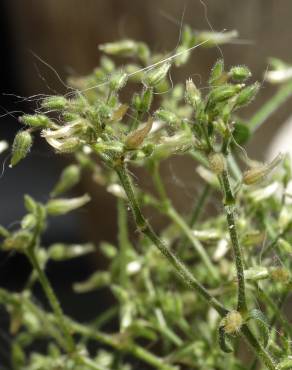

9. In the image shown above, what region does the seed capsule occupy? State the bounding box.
[125,117,153,149]
[229,65,251,82]
[185,78,201,108]
[51,165,81,197]
[208,152,226,175]
[46,194,91,216]
[143,62,171,87]
[243,153,283,185]
[41,96,67,110]
[236,82,260,107]
[10,131,33,167]
[20,114,52,128]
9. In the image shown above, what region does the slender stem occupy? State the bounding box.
[221,170,247,313]
[179,184,211,250]
[249,80,292,133]
[115,163,227,316]
[117,198,130,287]
[188,184,211,229]
[167,207,219,281]
[241,325,278,370]
[151,162,219,281]
[26,248,75,353]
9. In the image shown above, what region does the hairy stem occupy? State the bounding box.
[221,170,247,313]
[151,162,218,281]
[26,248,75,353]
[115,163,227,316]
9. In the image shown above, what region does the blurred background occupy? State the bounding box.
[1,0,292,366]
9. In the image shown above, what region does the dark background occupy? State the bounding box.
[0,0,292,368]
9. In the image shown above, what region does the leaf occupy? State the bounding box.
[218,325,233,353]
[248,309,269,347]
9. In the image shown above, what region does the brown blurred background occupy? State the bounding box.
[1,0,292,366]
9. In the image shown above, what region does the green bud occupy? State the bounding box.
[235,82,260,107]
[197,30,238,47]
[10,131,33,167]
[46,194,91,216]
[209,84,242,104]
[41,96,67,110]
[24,194,37,213]
[185,78,201,108]
[143,62,171,87]
[99,39,138,56]
[140,88,153,112]
[208,152,226,175]
[73,271,111,293]
[109,70,128,91]
[51,164,81,197]
[132,93,141,111]
[2,230,32,251]
[21,214,36,230]
[155,109,179,126]
[48,243,95,260]
[244,267,269,281]
[137,42,150,63]
[100,56,115,73]
[209,59,225,86]
[229,65,251,82]
[20,114,52,128]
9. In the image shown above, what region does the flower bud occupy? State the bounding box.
[111,104,128,122]
[45,137,82,153]
[155,109,179,127]
[41,96,67,110]
[46,194,91,216]
[143,62,171,87]
[2,231,32,251]
[198,30,238,47]
[20,114,52,128]
[109,70,128,91]
[229,65,251,82]
[244,266,269,281]
[125,117,153,149]
[235,82,260,107]
[21,214,36,230]
[209,59,225,86]
[243,153,283,185]
[99,39,138,56]
[185,78,201,108]
[209,84,242,104]
[10,131,33,167]
[51,164,81,197]
[140,88,153,112]
[222,310,243,335]
[208,152,226,175]
[270,267,290,283]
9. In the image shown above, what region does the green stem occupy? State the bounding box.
[241,325,278,370]
[221,170,247,313]
[249,80,292,133]
[117,198,130,287]
[151,162,219,281]
[188,184,211,229]
[115,163,227,316]
[26,248,75,353]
